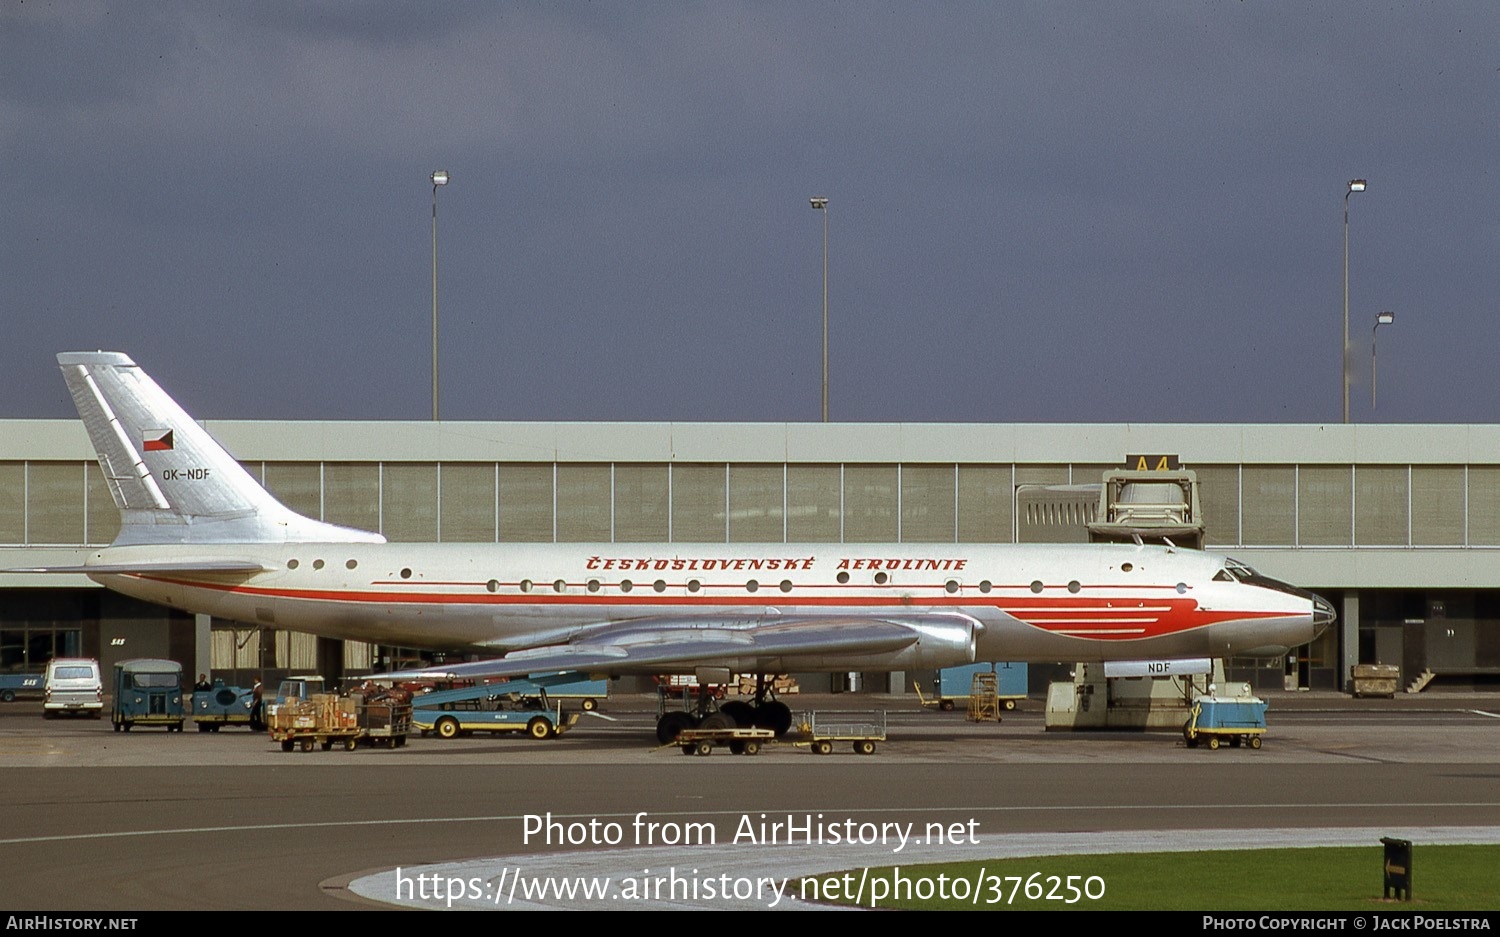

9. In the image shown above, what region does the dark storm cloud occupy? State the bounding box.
[2,3,1498,423]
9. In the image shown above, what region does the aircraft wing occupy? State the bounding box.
[8,558,273,574]
[390,613,973,682]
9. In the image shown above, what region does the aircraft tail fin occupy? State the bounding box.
[57,352,386,546]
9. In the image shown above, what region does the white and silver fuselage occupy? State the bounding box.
[85,540,1329,673]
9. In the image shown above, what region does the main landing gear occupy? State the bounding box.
[655,675,794,744]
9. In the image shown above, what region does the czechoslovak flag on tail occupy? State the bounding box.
[142,429,174,452]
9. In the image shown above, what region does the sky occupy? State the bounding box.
[3,2,1498,426]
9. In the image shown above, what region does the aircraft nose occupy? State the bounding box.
[1312,595,1336,634]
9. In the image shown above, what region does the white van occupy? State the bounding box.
[43,658,103,718]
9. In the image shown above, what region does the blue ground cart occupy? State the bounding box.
[1182,696,1267,750]
[192,681,256,731]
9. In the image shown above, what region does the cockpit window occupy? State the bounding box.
[1224,557,1314,600]
[1224,559,1258,580]
[1214,570,1235,582]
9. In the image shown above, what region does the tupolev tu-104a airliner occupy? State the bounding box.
[16,352,1333,741]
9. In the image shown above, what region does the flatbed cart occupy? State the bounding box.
[270,721,363,752]
[268,694,362,752]
[795,710,886,755]
[674,726,775,756]
[1182,696,1268,750]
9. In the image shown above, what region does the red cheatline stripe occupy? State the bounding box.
[122,574,1294,636]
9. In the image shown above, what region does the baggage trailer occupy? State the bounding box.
[1182,696,1268,750]
[268,693,363,752]
[674,726,775,756]
[796,710,886,755]
[353,695,412,748]
[1349,663,1400,699]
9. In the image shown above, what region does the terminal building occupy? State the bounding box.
[3,418,1499,695]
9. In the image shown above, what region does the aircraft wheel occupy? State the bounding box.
[1207,736,1221,751]
[698,712,735,732]
[656,711,696,744]
[754,701,794,738]
[719,701,754,727]
[436,717,460,740]
[1249,735,1263,750]
[854,740,877,756]
[695,740,714,756]
[527,717,553,740]
[742,740,761,756]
